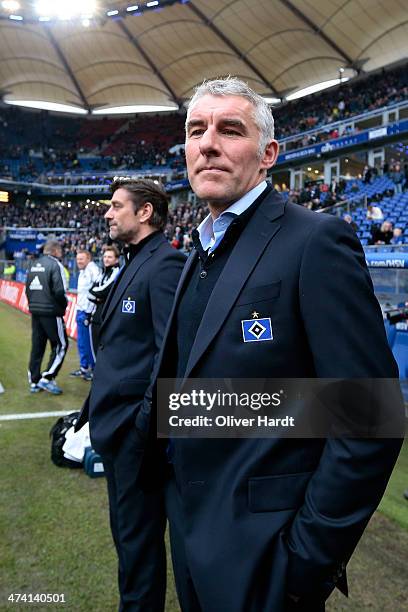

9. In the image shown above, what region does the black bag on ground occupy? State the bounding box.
[50,411,82,468]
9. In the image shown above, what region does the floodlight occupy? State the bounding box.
[263,97,281,105]
[285,78,350,101]
[92,104,178,115]
[4,100,88,114]
[2,0,20,11]
[35,0,96,18]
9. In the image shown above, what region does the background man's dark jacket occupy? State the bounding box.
[25,254,67,316]
[77,232,185,454]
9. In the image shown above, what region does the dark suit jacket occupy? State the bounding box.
[76,232,185,456]
[139,189,404,611]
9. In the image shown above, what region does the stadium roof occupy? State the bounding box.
[0,0,407,114]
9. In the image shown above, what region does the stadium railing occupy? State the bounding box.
[278,100,408,153]
[317,193,367,217]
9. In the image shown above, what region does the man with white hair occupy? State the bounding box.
[137,77,403,611]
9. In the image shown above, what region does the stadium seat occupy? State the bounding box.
[392,331,408,377]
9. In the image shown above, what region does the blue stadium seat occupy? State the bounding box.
[392,331,408,378]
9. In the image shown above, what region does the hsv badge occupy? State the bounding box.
[241,317,273,342]
[122,298,136,314]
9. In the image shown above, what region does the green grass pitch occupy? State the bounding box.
[0,301,406,611]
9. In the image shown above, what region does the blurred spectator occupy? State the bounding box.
[4,260,16,280]
[70,250,100,380]
[89,244,121,357]
[367,203,384,221]
[391,227,405,245]
[165,202,206,253]
[391,163,404,194]
[363,165,373,184]
[343,214,359,233]
[310,184,321,210]
[370,221,393,245]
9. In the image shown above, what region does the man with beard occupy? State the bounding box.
[76,178,185,611]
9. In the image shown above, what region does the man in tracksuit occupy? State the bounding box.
[25,240,68,395]
[88,243,121,359]
[70,250,100,381]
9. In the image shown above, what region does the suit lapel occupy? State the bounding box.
[100,235,163,331]
[152,248,198,375]
[184,192,285,378]
[171,249,198,309]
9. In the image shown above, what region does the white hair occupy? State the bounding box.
[186,76,275,155]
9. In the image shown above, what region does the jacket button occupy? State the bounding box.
[199,270,207,279]
[99,343,104,350]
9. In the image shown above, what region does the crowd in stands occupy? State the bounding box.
[0,197,207,258]
[1,199,105,232]
[0,146,185,184]
[2,158,408,252]
[102,114,185,157]
[362,161,408,190]
[0,107,185,182]
[283,166,408,247]
[337,169,408,246]
[2,176,359,260]
[287,177,351,211]
[2,168,408,274]
[1,59,408,262]
[0,61,407,183]
[164,202,207,252]
[275,61,408,143]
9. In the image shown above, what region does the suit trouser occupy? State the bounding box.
[165,475,325,612]
[76,310,95,370]
[101,431,167,612]
[28,315,68,384]
[165,475,202,612]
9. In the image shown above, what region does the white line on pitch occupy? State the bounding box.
[0,411,74,421]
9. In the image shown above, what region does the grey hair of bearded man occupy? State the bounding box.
[185,76,276,157]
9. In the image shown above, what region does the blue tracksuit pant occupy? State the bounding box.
[76,310,95,370]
